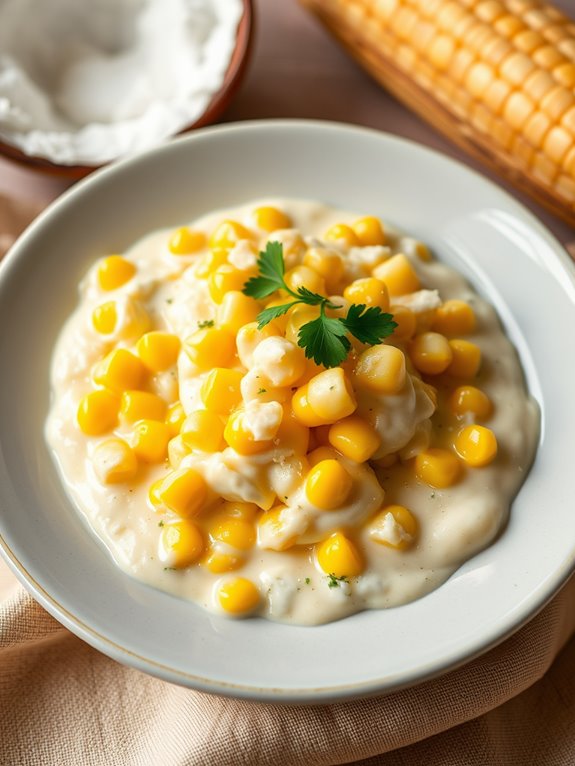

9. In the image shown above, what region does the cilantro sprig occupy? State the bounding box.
[243,242,397,368]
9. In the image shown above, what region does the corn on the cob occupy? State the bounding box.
[301,0,575,225]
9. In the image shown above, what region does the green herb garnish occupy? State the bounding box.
[257,388,267,395]
[197,319,214,329]
[243,242,396,368]
[327,573,349,589]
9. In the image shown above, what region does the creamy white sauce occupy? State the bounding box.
[45,199,539,625]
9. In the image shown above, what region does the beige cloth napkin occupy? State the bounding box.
[1,193,575,766]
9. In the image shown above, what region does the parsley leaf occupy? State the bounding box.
[197,319,214,329]
[327,573,349,589]
[256,300,300,330]
[298,311,351,367]
[243,241,286,299]
[339,304,397,345]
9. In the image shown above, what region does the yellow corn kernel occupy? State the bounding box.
[209,516,256,550]
[209,220,253,250]
[218,577,260,615]
[252,337,307,388]
[303,247,344,292]
[343,278,390,310]
[305,459,353,510]
[390,304,417,341]
[131,420,171,463]
[92,301,117,334]
[236,321,281,368]
[415,448,461,488]
[224,410,274,455]
[291,384,328,427]
[168,227,206,255]
[93,348,146,392]
[159,520,204,568]
[352,216,386,246]
[219,501,260,520]
[307,446,340,467]
[454,425,498,467]
[284,265,326,296]
[120,390,166,423]
[252,206,292,232]
[353,344,406,395]
[275,407,310,454]
[203,551,242,573]
[167,434,191,469]
[369,505,418,550]
[181,409,225,452]
[373,253,420,295]
[328,415,381,462]
[409,332,453,375]
[92,438,138,484]
[97,255,135,291]
[296,357,328,387]
[449,385,493,419]
[208,265,252,303]
[200,368,243,415]
[136,332,181,372]
[324,223,361,248]
[316,532,364,577]
[184,327,235,369]
[414,242,432,262]
[216,291,260,334]
[148,478,164,508]
[165,401,186,436]
[157,467,207,517]
[433,300,476,336]
[307,368,357,423]
[447,340,482,378]
[258,505,297,551]
[77,389,120,435]
[284,304,320,344]
[195,248,229,278]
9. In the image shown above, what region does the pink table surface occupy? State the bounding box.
[0,0,573,245]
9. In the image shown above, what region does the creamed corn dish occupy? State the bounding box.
[45,200,539,624]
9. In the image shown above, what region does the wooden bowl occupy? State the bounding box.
[0,0,254,180]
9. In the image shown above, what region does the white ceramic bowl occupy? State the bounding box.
[1,120,574,703]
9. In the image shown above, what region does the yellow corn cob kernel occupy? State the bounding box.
[352,216,386,246]
[120,390,166,423]
[324,223,361,248]
[449,385,493,419]
[131,419,171,463]
[216,291,260,334]
[447,339,482,378]
[93,348,147,392]
[218,577,260,615]
[136,332,181,372]
[203,551,242,573]
[409,332,453,375]
[353,344,406,395]
[414,241,432,262]
[195,248,229,279]
[390,304,417,341]
[97,255,135,291]
[157,467,208,517]
[291,384,328,427]
[284,304,320,344]
[167,434,191,469]
[373,254,420,295]
[159,520,204,568]
[224,410,274,455]
[209,220,253,250]
[251,205,292,232]
[208,265,252,303]
[369,505,418,550]
[303,247,344,292]
[181,409,225,452]
[184,327,235,370]
[307,446,339,466]
[316,532,364,577]
[306,368,357,423]
[92,438,138,484]
[415,448,461,488]
[168,227,206,255]
[305,459,353,510]
[77,389,120,435]
[209,516,256,550]
[274,407,310,454]
[200,368,243,414]
[328,415,381,462]
[285,265,326,296]
[257,506,297,551]
[236,321,281,369]
[343,277,390,310]
[433,300,476,336]
[454,424,498,467]
[165,401,186,436]
[92,301,117,334]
